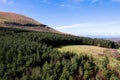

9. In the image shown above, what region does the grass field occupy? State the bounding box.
[57,45,112,57]
[117,48,120,53]
[57,45,120,69]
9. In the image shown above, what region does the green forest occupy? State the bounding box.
[0,27,120,80]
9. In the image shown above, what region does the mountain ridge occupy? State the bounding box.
[0,11,62,34]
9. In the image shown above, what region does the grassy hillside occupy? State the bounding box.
[0,12,61,33]
[57,45,108,56]
[57,45,120,63]
[57,45,120,59]
[0,27,120,80]
[0,12,40,25]
[58,45,120,79]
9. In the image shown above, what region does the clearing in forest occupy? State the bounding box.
[57,45,120,68]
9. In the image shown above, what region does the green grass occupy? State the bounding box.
[57,45,111,57]
[57,45,120,69]
[117,48,120,53]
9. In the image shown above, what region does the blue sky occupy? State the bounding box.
[0,0,120,37]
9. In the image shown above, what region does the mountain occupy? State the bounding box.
[0,12,61,33]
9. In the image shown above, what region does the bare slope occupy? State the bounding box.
[0,12,61,33]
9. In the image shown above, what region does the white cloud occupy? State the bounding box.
[56,21,120,29]
[55,21,120,36]
[60,0,120,9]
[59,0,85,8]
[60,4,71,8]
[59,0,107,8]
[56,23,93,29]
[73,0,101,3]
[59,4,80,8]
[1,0,14,5]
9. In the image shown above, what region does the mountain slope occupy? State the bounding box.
[0,27,120,80]
[0,12,61,33]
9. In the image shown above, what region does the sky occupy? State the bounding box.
[0,0,120,37]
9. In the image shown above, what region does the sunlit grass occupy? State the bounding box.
[57,45,120,69]
[57,45,111,57]
[117,48,120,53]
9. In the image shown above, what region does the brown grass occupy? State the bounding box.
[0,12,62,34]
[0,12,40,25]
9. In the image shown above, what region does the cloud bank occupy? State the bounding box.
[55,21,120,36]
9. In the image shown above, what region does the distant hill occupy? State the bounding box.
[0,12,61,33]
[105,38,120,42]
